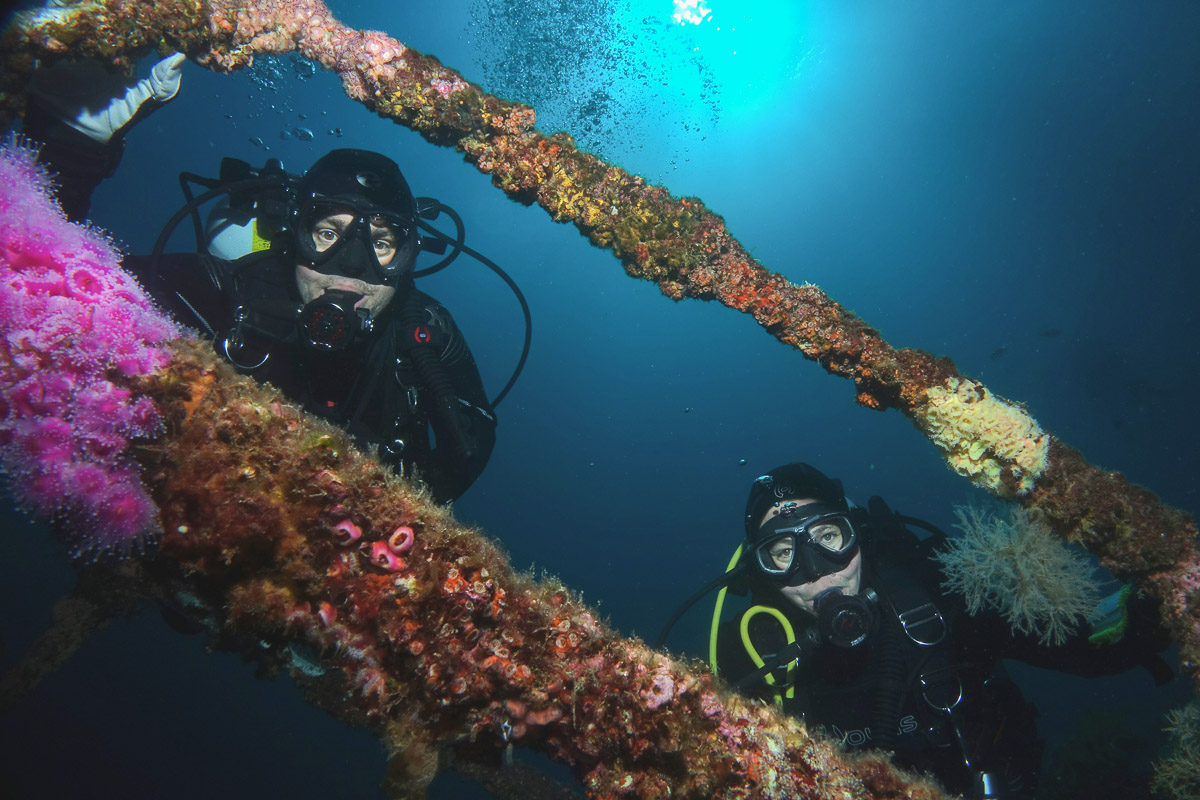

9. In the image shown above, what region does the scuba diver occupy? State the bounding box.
[659,462,1174,799]
[23,54,527,503]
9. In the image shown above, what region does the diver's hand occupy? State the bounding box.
[148,52,187,102]
[30,52,186,144]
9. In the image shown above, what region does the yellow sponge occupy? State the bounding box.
[918,377,1049,496]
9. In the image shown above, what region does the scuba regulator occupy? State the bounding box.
[297,289,373,352]
[813,586,878,649]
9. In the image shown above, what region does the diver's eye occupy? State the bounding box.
[313,227,340,249]
[309,213,353,252]
[373,238,397,268]
[811,524,845,550]
[768,546,793,566]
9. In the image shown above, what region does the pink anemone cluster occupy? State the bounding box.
[329,519,415,571]
[0,137,178,558]
[368,525,415,571]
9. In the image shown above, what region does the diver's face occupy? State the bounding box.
[296,212,397,316]
[759,497,863,618]
[776,553,862,618]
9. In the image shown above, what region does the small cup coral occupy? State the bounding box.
[935,505,1100,645]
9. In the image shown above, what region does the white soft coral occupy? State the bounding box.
[935,505,1101,645]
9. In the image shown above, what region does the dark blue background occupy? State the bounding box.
[2,1,1198,797]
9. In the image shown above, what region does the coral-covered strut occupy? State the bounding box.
[145,337,947,799]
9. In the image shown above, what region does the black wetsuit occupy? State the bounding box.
[716,500,1170,799]
[29,107,496,503]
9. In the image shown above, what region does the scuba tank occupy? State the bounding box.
[202,157,291,259]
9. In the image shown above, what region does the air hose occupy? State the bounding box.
[871,616,907,752]
[400,300,476,460]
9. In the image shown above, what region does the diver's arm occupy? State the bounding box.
[424,304,497,503]
[24,54,185,222]
[380,395,493,505]
[23,100,125,223]
[420,403,496,504]
[960,591,1173,685]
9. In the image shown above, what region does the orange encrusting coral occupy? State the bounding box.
[137,337,949,799]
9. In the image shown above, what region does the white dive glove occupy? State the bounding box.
[30,52,187,144]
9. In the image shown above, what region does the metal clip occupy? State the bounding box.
[500,719,514,768]
[227,306,248,352]
[220,306,269,370]
[919,666,963,714]
[897,602,946,646]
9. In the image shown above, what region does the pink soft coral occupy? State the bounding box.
[0,136,178,558]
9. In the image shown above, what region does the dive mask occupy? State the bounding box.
[294,195,418,285]
[751,502,859,585]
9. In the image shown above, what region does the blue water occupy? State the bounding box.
[2,1,1198,797]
